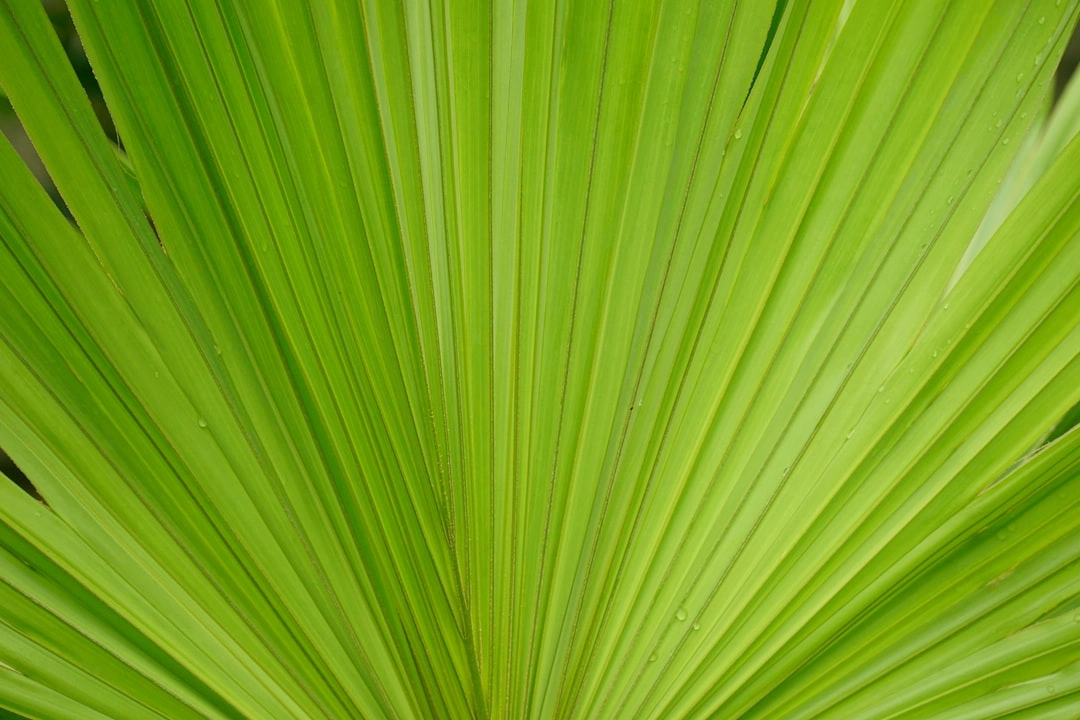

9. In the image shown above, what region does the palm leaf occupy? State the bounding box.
[1,0,1079,717]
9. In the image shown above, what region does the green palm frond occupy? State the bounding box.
[1,0,1079,718]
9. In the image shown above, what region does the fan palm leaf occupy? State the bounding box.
[1,0,1079,717]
